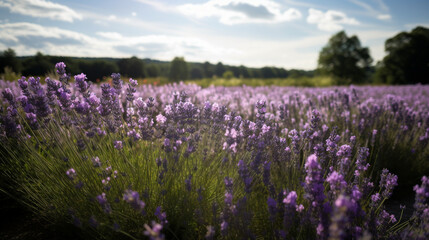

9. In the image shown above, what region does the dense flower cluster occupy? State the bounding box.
[1,63,429,239]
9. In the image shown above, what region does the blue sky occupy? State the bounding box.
[0,0,428,70]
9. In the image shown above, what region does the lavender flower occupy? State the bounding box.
[74,73,90,94]
[114,140,123,150]
[267,197,277,221]
[66,168,77,180]
[111,73,122,93]
[155,206,168,226]
[96,192,112,214]
[326,171,347,196]
[123,190,145,211]
[144,221,164,240]
[55,62,66,76]
[379,169,398,199]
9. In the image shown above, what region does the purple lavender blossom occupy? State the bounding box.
[267,197,277,221]
[66,168,77,180]
[111,73,122,93]
[144,221,164,240]
[123,189,145,211]
[74,73,89,94]
[96,192,112,214]
[55,62,66,76]
[326,171,347,195]
[379,169,398,199]
[114,140,123,150]
[155,206,168,226]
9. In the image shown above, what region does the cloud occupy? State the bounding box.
[177,0,301,25]
[107,15,117,21]
[135,0,175,13]
[349,0,392,21]
[307,8,359,31]
[0,22,91,43]
[131,12,137,17]
[0,22,236,63]
[0,0,82,22]
[96,32,123,40]
[377,14,391,20]
[375,0,389,12]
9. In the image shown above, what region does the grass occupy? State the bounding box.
[184,76,333,87]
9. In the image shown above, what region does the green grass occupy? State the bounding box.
[184,76,333,87]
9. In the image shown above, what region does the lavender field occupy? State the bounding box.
[1,63,429,239]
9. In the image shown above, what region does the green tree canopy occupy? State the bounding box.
[190,67,203,79]
[202,61,214,78]
[79,60,119,81]
[318,31,373,85]
[375,26,429,84]
[117,56,146,78]
[238,65,251,78]
[169,57,188,81]
[0,48,22,73]
[222,70,234,80]
[22,52,51,76]
[215,62,226,77]
[146,64,160,78]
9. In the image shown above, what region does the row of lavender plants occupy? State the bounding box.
[1,62,429,239]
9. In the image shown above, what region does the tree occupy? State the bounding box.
[222,70,234,80]
[169,57,188,81]
[0,48,22,73]
[215,62,226,77]
[228,66,240,78]
[190,67,203,79]
[202,61,214,78]
[238,65,251,78]
[146,64,160,78]
[79,60,119,81]
[117,56,146,78]
[318,31,372,85]
[375,26,429,84]
[261,67,278,78]
[22,52,51,76]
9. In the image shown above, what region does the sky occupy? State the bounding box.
[0,0,428,70]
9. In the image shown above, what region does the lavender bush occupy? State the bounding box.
[1,63,429,239]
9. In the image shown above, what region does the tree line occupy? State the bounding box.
[0,51,313,82]
[1,26,428,85]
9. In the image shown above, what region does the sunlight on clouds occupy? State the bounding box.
[307,8,359,32]
[0,0,82,22]
[0,22,92,43]
[177,0,301,25]
[0,22,237,62]
[108,15,117,21]
[96,32,123,40]
[377,14,391,20]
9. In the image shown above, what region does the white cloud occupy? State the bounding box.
[107,15,117,21]
[307,8,359,31]
[349,0,392,21]
[135,0,175,13]
[177,0,301,25]
[0,22,236,63]
[0,0,82,22]
[377,14,391,20]
[0,22,92,42]
[96,32,123,40]
[131,12,137,17]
